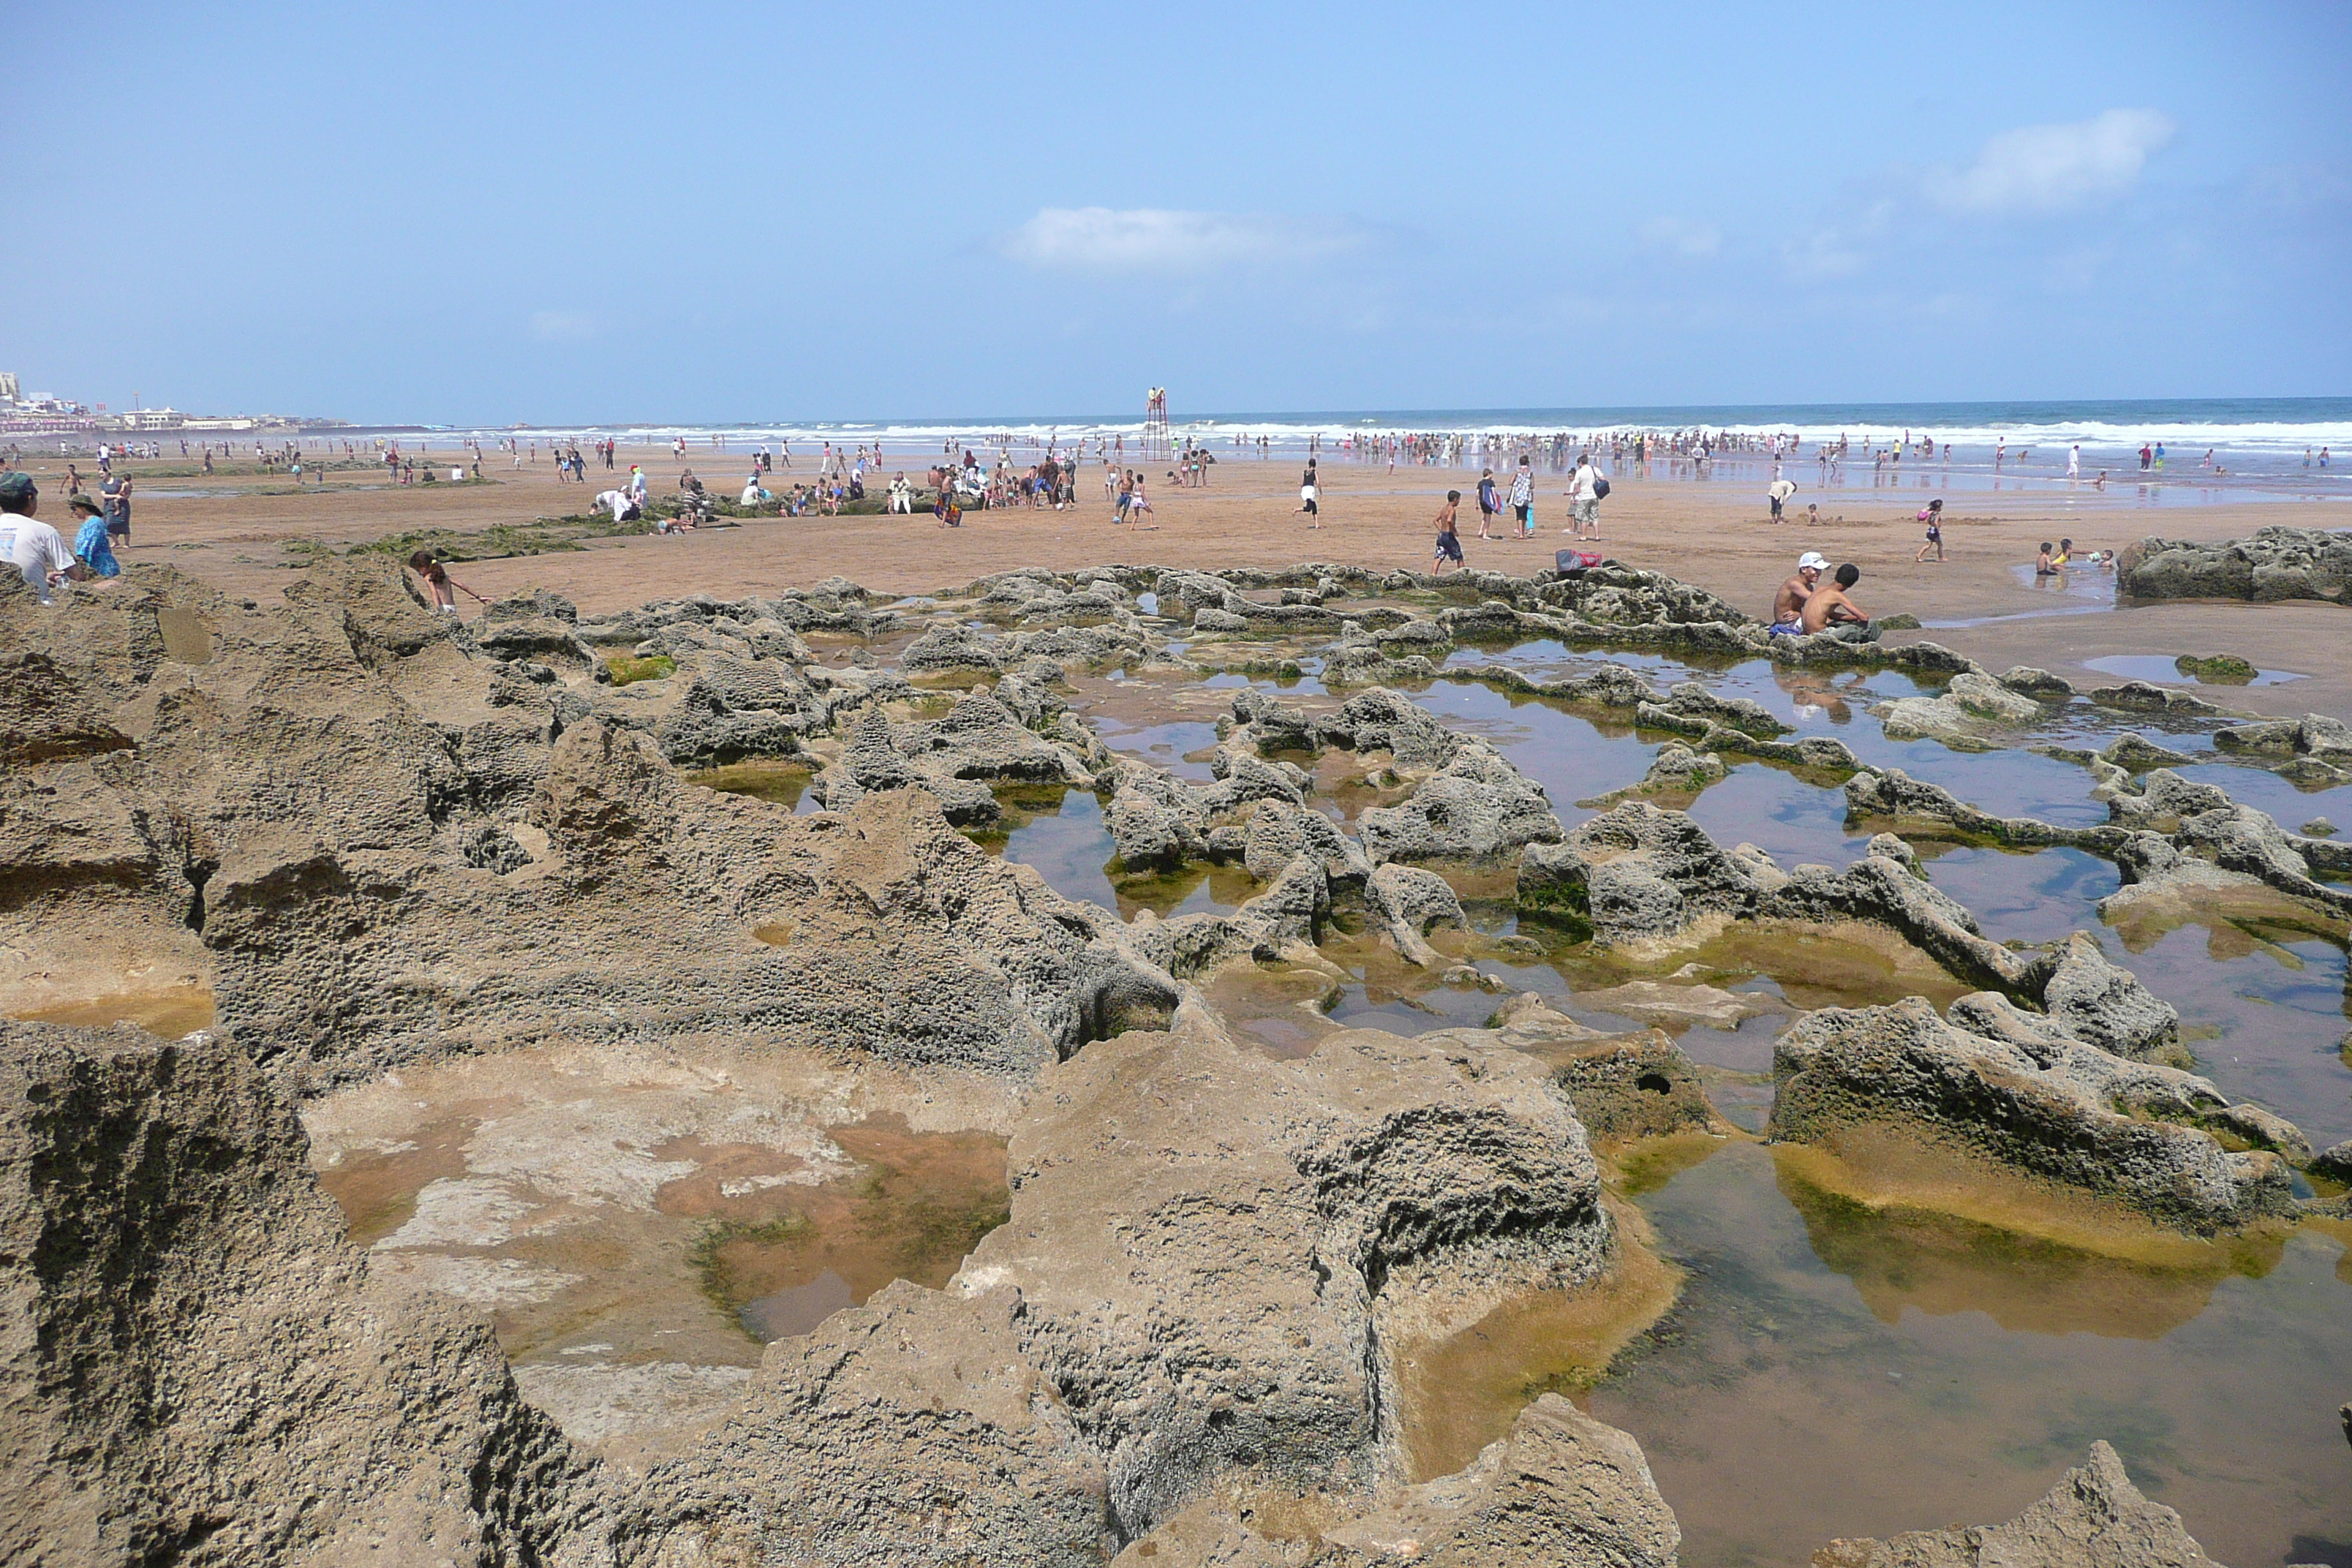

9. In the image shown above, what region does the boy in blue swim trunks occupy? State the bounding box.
[1432,491,1463,573]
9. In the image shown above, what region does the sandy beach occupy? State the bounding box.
[26,442,2352,718]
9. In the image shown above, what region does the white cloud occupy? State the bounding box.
[1000,207,1365,272]
[1934,108,2174,216]
[1637,216,1720,258]
[1780,202,1891,282]
[529,310,598,342]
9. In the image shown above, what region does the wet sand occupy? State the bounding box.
[28,444,2352,718]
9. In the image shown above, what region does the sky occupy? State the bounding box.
[4,0,2349,424]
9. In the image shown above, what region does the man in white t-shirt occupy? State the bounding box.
[1767,476,1798,522]
[0,472,88,605]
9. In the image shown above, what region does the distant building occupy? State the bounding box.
[0,372,20,403]
[119,407,185,431]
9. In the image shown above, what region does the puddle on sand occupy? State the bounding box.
[1583,1143,2352,1568]
[687,1115,1010,1341]
[14,986,216,1038]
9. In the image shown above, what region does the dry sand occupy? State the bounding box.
[21,443,2352,719]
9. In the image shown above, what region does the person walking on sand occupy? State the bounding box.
[1767,475,1797,524]
[1508,456,1534,538]
[1915,499,1945,562]
[1567,451,1602,541]
[1475,467,1500,540]
[1431,491,1464,574]
[1297,458,1320,528]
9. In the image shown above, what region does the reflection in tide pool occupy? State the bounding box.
[1588,1145,2352,1567]
[1017,639,2352,1561]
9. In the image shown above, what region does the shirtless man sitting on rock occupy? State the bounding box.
[1770,551,1828,633]
[1800,562,1881,643]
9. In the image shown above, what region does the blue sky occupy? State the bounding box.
[5,0,2347,423]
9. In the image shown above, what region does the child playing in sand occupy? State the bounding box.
[1915,499,1944,562]
[2035,543,2057,576]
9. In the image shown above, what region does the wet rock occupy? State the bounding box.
[1107,761,1213,872]
[1315,1395,1680,1568]
[900,622,1003,672]
[1580,741,1729,808]
[2100,732,2195,772]
[1574,976,1782,1033]
[1365,862,1468,967]
[1315,687,1460,768]
[1246,799,1373,889]
[2312,1140,2352,1183]
[1772,996,2297,1235]
[2086,679,2223,716]
[1357,741,1564,867]
[1999,666,2074,698]
[2305,818,2337,837]
[2121,524,2352,604]
[2174,652,2257,682]
[1872,671,2043,744]
[1192,606,1251,633]
[1847,766,2128,853]
[1760,856,2031,994]
[2213,712,2352,765]
[2021,932,2185,1066]
[654,653,826,766]
[1517,802,1760,945]
[1137,851,1332,979]
[1864,832,1920,872]
[1373,617,1453,651]
[0,1020,610,1564]
[1640,681,1793,739]
[730,1003,1612,1550]
[1815,1441,2224,1568]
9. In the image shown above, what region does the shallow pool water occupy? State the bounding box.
[1032,637,2352,1560]
[2084,652,2308,687]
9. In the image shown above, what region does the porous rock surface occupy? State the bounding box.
[0,1019,610,1566]
[2120,524,2352,604]
[1813,1441,2224,1567]
[0,559,1172,1088]
[1771,996,2296,1235]
[636,1001,1638,1563]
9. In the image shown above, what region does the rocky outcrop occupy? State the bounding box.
[1516,802,1764,945]
[1364,862,1468,967]
[641,1005,1629,1560]
[1313,1395,1679,1567]
[1578,741,1728,808]
[1450,996,1722,1147]
[1814,1441,2225,1567]
[1872,670,2048,745]
[1771,996,2297,1235]
[1355,740,1564,867]
[2121,524,2352,604]
[2021,932,2185,1066]
[0,1020,610,1565]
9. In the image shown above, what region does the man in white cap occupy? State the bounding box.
[1771,551,1829,632]
[0,472,88,606]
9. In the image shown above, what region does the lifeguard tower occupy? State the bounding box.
[1145,387,1170,461]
